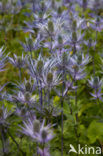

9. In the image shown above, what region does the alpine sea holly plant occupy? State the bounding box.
[1,0,103,156]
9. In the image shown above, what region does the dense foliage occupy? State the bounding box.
[0,0,103,156]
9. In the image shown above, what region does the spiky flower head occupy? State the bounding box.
[47,72,53,85]
[88,76,102,90]
[58,35,63,45]
[33,119,40,133]
[24,92,31,102]
[28,36,33,51]
[41,128,48,141]
[0,105,11,127]
[72,20,77,31]
[72,32,77,42]
[40,1,45,11]
[62,52,68,65]
[17,56,23,67]
[35,120,54,143]
[20,119,54,143]
[25,82,32,92]
[36,60,44,74]
[77,54,82,65]
[48,20,54,33]
[58,6,62,15]
[9,53,26,69]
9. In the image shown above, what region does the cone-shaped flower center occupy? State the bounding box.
[24,92,31,101]
[37,60,43,74]
[58,7,62,15]
[17,57,23,67]
[48,21,54,33]
[72,20,77,31]
[58,35,63,45]
[25,82,31,92]
[47,72,53,84]
[33,119,40,133]
[41,128,48,141]
[72,32,77,42]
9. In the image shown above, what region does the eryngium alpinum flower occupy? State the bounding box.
[20,119,54,143]
[9,53,26,69]
[0,105,11,127]
[12,77,36,93]
[88,76,102,90]
[12,91,37,105]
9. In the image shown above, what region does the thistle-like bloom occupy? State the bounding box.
[37,18,64,40]
[70,53,90,67]
[68,53,89,80]
[0,105,11,127]
[41,70,61,89]
[12,91,37,105]
[9,53,26,69]
[88,77,102,90]
[20,118,37,139]
[43,34,68,53]
[64,15,87,32]
[35,124,54,143]
[27,55,58,87]
[66,31,84,51]
[12,77,36,94]
[90,89,103,100]
[84,39,96,49]
[88,77,103,100]
[20,119,54,143]
[56,51,71,72]
[23,1,50,32]
[20,34,44,53]
[0,47,8,72]
[27,54,45,79]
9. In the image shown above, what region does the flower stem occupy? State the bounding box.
[8,130,26,156]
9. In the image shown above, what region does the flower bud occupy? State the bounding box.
[28,37,33,51]
[33,119,40,133]
[62,52,68,65]
[36,60,43,74]
[24,92,31,101]
[25,82,32,92]
[94,77,98,86]
[58,7,62,15]
[77,55,82,64]
[17,57,23,68]
[41,128,48,141]
[47,72,53,84]
[72,20,77,31]
[72,32,77,42]
[58,35,63,45]
[41,1,45,11]
[52,0,55,9]
[48,21,54,33]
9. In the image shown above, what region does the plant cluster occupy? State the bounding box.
[0,0,103,156]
